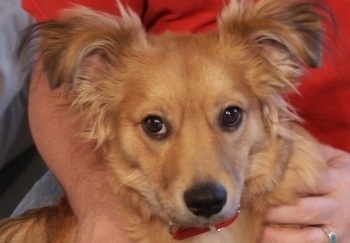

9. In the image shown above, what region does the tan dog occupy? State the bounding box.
[0,0,331,242]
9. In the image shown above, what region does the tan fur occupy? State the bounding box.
[1,0,331,242]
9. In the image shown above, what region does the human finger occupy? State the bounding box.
[264,196,335,226]
[260,225,331,243]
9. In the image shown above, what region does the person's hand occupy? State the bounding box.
[260,145,350,242]
[29,60,133,243]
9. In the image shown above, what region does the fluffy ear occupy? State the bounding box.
[18,5,147,145]
[19,4,146,89]
[218,0,331,136]
[219,0,328,81]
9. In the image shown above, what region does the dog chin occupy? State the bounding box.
[169,203,240,228]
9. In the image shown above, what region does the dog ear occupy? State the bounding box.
[219,0,327,83]
[19,5,146,89]
[19,5,147,145]
[218,0,330,137]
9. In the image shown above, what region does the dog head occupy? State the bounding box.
[24,0,327,227]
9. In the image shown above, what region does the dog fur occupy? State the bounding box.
[0,0,331,242]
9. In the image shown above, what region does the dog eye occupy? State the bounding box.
[221,106,243,131]
[142,116,168,138]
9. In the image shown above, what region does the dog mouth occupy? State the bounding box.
[166,201,241,229]
[167,204,241,240]
[170,203,241,226]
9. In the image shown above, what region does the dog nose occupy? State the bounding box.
[184,182,227,218]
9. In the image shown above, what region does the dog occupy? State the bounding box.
[0,0,331,242]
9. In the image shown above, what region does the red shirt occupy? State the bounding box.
[22,0,350,152]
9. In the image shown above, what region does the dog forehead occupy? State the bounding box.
[124,33,251,101]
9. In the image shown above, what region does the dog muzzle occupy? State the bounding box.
[168,205,241,240]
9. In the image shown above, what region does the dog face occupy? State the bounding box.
[26,0,326,227]
[99,34,268,226]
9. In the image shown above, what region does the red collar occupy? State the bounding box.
[169,209,240,241]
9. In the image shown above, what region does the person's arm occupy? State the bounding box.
[260,145,350,242]
[28,60,133,243]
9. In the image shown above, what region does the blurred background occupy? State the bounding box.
[0,147,47,218]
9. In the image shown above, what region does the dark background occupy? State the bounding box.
[0,146,47,218]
